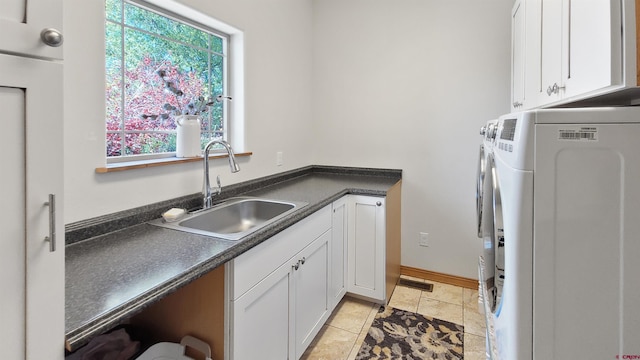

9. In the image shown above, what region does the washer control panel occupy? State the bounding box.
[495,118,517,153]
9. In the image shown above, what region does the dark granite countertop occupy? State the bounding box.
[65,165,401,351]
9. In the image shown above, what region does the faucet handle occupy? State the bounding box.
[214,175,222,195]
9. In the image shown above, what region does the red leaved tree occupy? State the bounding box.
[106,55,207,156]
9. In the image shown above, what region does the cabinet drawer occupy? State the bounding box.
[229,205,332,299]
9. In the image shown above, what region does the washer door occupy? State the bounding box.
[476,144,486,238]
[479,153,496,312]
[488,154,505,310]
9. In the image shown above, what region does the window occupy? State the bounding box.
[105,0,229,160]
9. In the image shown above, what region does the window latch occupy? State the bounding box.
[216,95,233,102]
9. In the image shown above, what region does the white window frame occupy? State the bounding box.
[106,0,234,163]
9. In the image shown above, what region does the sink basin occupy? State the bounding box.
[149,197,307,240]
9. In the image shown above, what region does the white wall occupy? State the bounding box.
[312,0,511,279]
[64,0,511,279]
[63,0,314,222]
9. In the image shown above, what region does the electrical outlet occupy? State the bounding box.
[419,232,429,247]
[276,151,283,166]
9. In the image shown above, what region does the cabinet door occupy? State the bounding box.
[538,0,622,104]
[0,54,64,360]
[0,0,63,59]
[347,196,386,302]
[329,197,348,310]
[540,0,564,104]
[511,0,526,111]
[563,0,621,98]
[512,0,542,110]
[293,230,331,359]
[231,261,293,360]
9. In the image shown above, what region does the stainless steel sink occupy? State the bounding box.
[148,197,307,240]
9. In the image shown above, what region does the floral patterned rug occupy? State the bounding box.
[355,306,464,359]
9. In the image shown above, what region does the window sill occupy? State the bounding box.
[95,152,252,173]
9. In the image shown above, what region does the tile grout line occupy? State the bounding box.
[347,303,380,360]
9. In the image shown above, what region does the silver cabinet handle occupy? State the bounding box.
[376,201,382,206]
[40,28,64,47]
[44,194,56,252]
[300,257,306,265]
[513,101,523,108]
[293,262,300,270]
[546,83,565,96]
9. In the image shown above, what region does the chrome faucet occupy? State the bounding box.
[202,140,240,209]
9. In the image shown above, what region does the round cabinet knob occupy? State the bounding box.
[479,126,487,136]
[376,201,382,206]
[300,257,306,265]
[40,28,64,47]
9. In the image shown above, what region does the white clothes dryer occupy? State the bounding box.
[479,107,640,360]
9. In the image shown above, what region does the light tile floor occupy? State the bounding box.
[300,275,487,360]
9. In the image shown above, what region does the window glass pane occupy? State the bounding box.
[211,53,224,95]
[106,22,122,134]
[105,0,121,22]
[106,133,122,157]
[123,28,209,131]
[124,133,177,155]
[124,3,209,50]
[211,34,223,54]
[200,132,222,148]
[209,53,224,137]
[200,109,223,139]
[209,100,223,136]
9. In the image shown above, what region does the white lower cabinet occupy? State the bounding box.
[293,231,331,358]
[230,259,292,360]
[329,197,348,310]
[347,196,386,303]
[226,192,395,359]
[227,206,332,360]
[230,232,330,360]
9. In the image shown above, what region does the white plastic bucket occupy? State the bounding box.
[136,335,212,360]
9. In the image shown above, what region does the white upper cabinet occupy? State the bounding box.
[511,0,542,110]
[515,0,633,107]
[539,0,564,104]
[0,53,65,360]
[511,0,542,111]
[0,0,64,59]
[561,0,623,99]
[511,0,526,110]
[1,2,65,359]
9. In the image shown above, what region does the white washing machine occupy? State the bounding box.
[479,107,640,360]
[477,119,498,238]
[476,119,500,314]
